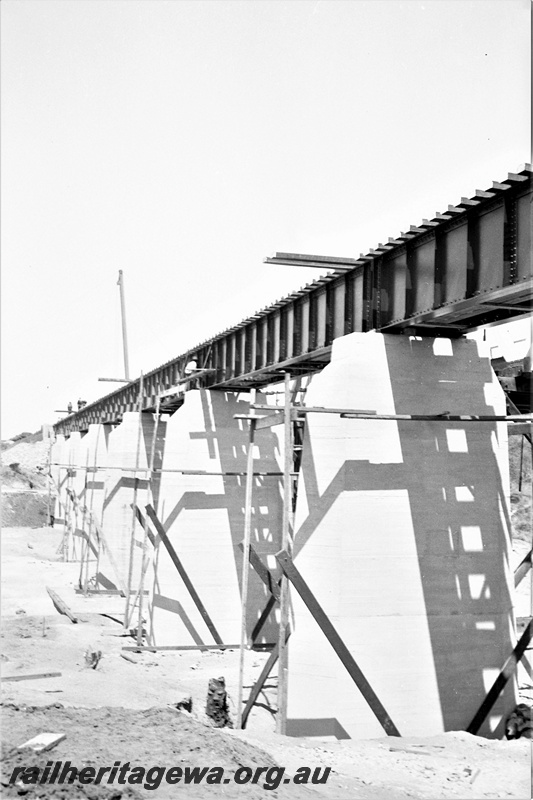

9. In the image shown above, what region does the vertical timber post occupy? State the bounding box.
[46,434,52,527]
[124,372,143,630]
[236,390,257,729]
[85,424,102,593]
[78,448,90,594]
[64,455,74,561]
[94,430,109,593]
[136,396,161,646]
[277,372,292,734]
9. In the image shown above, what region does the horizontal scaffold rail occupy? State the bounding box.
[55,166,532,435]
[246,404,531,422]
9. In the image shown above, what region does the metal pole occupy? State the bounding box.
[117,270,130,381]
[236,391,257,729]
[277,372,292,734]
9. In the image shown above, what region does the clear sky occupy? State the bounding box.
[1,0,530,438]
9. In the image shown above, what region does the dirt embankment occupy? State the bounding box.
[1,434,51,528]
[0,705,299,800]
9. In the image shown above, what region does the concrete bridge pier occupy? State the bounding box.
[99,411,166,594]
[82,423,110,529]
[67,431,87,499]
[285,331,516,740]
[148,389,285,647]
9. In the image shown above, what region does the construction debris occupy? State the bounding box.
[3,672,62,682]
[175,696,193,713]
[45,587,78,624]
[505,703,533,739]
[206,677,233,728]
[18,732,66,753]
[84,648,102,669]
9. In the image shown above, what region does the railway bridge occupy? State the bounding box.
[50,167,531,741]
[54,165,531,435]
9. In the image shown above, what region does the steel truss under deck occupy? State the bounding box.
[55,166,532,435]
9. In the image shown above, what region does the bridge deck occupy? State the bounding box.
[55,166,532,434]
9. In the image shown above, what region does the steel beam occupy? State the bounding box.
[54,167,532,435]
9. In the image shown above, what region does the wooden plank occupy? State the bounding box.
[3,672,62,682]
[128,503,157,630]
[151,468,285,476]
[121,644,268,652]
[120,653,139,664]
[388,743,443,756]
[124,377,144,630]
[514,549,532,588]
[467,621,532,734]
[237,542,281,601]
[145,504,223,645]
[137,397,161,645]
[277,371,293,735]
[255,412,285,430]
[90,515,128,596]
[45,587,78,624]
[250,403,530,422]
[133,505,156,546]
[275,549,401,737]
[237,539,281,644]
[237,414,257,728]
[242,626,291,729]
[72,528,99,557]
[338,411,528,422]
[18,733,66,753]
[250,594,278,644]
[74,588,133,596]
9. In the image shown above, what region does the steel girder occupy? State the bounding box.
[55,166,532,435]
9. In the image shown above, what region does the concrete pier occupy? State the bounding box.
[285,332,515,739]
[82,423,110,528]
[48,330,518,736]
[148,390,285,646]
[99,412,166,593]
[66,431,86,502]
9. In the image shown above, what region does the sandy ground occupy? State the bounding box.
[1,526,531,799]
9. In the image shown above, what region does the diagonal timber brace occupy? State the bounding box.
[145,504,223,645]
[237,541,281,644]
[467,621,532,735]
[241,625,291,729]
[275,548,401,737]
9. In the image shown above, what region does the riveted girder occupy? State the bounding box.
[55,166,532,435]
